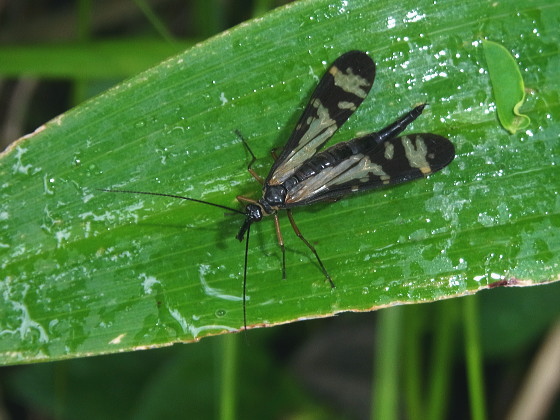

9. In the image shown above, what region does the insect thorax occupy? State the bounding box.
[262,185,286,210]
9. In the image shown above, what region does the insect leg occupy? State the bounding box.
[235,130,264,184]
[286,210,335,288]
[236,195,259,205]
[273,214,287,279]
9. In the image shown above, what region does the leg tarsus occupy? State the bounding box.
[235,130,264,184]
[248,168,264,184]
[273,214,286,279]
[286,210,334,288]
[236,195,259,205]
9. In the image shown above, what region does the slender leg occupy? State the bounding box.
[286,210,335,288]
[236,195,259,205]
[273,214,286,279]
[248,168,264,185]
[235,130,264,184]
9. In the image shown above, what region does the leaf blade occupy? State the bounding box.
[0,0,558,365]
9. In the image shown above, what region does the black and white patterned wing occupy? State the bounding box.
[266,51,376,186]
[284,133,455,206]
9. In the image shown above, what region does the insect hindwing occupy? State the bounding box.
[285,133,455,205]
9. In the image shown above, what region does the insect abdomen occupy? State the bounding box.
[286,142,355,186]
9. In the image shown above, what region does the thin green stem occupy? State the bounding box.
[371,307,402,420]
[463,296,487,420]
[253,0,276,16]
[193,0,224,37]
[403,305,425,420]
[74,0,92,104]
[77,0,92,41]
[219,334,239,420]
[427,300,458,420]
[133,0,176,44]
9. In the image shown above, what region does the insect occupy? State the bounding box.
[102,51,455,330]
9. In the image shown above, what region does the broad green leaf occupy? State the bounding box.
[483,40,531,134]
[1,0,558,365]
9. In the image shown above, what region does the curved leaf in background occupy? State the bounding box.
[483,39,531,134]
[0,0,558,365]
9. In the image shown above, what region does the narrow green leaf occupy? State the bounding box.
[483,40,531,134]
[1,0,558,365]
[0,40,192,79]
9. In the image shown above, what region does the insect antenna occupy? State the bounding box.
[98,189,245,215]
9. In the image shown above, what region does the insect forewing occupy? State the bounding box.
[266,51,376,185]
[285,133,455,205]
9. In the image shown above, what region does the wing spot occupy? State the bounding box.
[384,142,394,160]
[402,136,431,173]
[329,65,340,76]
[338,101,357,110]
[332,67,371,98]
[328,155,390,188]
